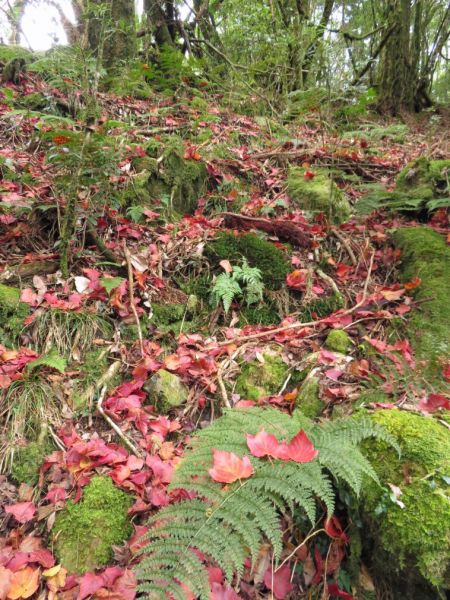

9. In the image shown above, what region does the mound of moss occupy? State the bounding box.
[325,329,352,354]
[393,227,449,373]
[396,157,450,203]
[287,168,351,224]
[11,438,52,486]
[144,136,209,214]
[54,476,132,574]
[360,409,450,597]
[0,284,29,346]
[145,369,189,413]
[205,232,290,290]
[235,351,289,401]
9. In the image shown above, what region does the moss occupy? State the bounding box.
[0,45,33,63]
[145,136,209,214]
[239,301,280,326]
[0,283,29,346]
[360,410,450,594]
[17,92,48,111]
[325,329,352,354]
[72,350,120,411]
[145,369,189,413]
[287,167,351,224]
[393,227,449,372]
[235,351,289,401]
[150,300,200,335]
[205,232,290,290]
[295,376,324,418]
[300,293,344,321]
[11,438,52,485]
[396,157,450,201]
[54,476,132,574]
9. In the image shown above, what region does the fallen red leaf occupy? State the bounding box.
[209,449,254,484]
[264,564,294,599]
[5,501,36,524]
[285,430,319,463]
[419,393,450,413]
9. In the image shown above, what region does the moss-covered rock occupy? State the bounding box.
[144,136,209,214]
[0,283,29,346]
[396,157,450,204]
[235,351,289,401]
[287,168,351,224]
[145,369,189,413]
[11,438,52,486]
[359,409,450,597]
[54,476,132,574]
[393,227,449,373]
[205,232,290,290]
[325,329,352,354]
[295,375,324,418]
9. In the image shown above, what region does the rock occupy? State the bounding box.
[358,409,450,597]
[235,351,289,401]
[325,329,352,354]
[287,167,351,224]
[54,476,132,574]
[145,369,189,413]
[205,232,290,290]
[393,227,449,373]
[295,375,324,418]
[0,283,29,346]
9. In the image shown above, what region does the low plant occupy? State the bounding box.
[210,259,264,313]
[136,406,397,599]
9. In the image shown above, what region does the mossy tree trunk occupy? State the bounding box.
[377,0,415,115]
[87,0,136,68]
[144,0,176,48]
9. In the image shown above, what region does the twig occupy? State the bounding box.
[331,228,357,266]
[123,241,145,357]
[316,269,342,298]
[276,528,326,570]
[97,385,143,457]
[217,370,231,409]
[48,425,65,452]
[83,358,121,427]
[214,251,375,347]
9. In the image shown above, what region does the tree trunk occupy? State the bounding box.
[301,0,334,85]
[88,0,136,67]
[377,0,414,114]
[144,0,175,48]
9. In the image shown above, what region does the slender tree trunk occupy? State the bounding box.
[378,0,414,114]
[301,0,334,85]
[88,0,136,67]
[144,0,175,48]
[7,0,27,45]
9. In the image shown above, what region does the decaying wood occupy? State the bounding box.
[222,212,312,248]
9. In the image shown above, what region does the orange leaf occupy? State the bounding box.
[208,449,254,483]
[7,567,40,600]
[404,276,421,290]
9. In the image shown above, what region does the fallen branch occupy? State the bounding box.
[123,241,145,357]
[331,228,357,266]
[222,212,311,248]
[97,384,143,458]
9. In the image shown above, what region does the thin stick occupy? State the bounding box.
[331,228,357,266]
[86,358,121,427]
[97,385,143,458]
[316,268,342,298]
[214,251,375,347]
[123,241,145,357]
[276,528,326,570]
[217,370,231,409]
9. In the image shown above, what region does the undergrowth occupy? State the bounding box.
[136,407,398,599]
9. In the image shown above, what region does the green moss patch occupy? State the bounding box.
[235,351,289,401]
[325,329,352,354]
[396,157,450,203]
[144,369,189,413]
[295,376,324,418]
[287,167,351,224]
[11,438,52,486]
[205,232,290,290]
[0,283,29,346]
[360,409,450,594]
[54,476,132,574]
[393,227,449,373]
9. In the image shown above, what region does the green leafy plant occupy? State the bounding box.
[210,259,264,313]
[136,407,397,599]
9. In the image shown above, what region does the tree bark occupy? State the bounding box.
[377,0,414,114]
[144,0,175,48]
[88,0,136,67]
[301,0,334,85]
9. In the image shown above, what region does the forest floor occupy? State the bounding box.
[0,63,449,600]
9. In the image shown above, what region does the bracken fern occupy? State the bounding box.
[136,407,398,599]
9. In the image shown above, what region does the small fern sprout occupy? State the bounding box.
[136,407,398,599]
[210,259,264,313]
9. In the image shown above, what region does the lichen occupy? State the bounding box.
[235,351,289,401]
[205,232,290,290]
[393,227,449,373]
[287,167,351,224]
[325,329,352,354]
[0,283,29,346]
[54,476,132,574]
[360,409,450,594]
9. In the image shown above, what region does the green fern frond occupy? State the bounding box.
[26,349,66,374]
[137,407,396,599]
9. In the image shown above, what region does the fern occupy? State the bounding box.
[26,349,66,373]
[136,407,398,598]
[210,259,264,313]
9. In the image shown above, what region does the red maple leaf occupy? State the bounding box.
[208,450,254,484]
[5,501,36,524]
[246,430,286,459]
[285,430,318,463]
